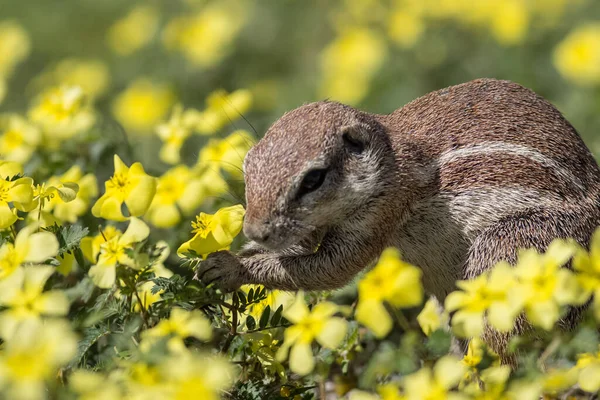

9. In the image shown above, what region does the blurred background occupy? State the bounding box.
[1,0,600,244]
[1,0,600,156]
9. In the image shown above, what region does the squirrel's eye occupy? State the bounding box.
[342,131,364,153]
[297,168,328,198]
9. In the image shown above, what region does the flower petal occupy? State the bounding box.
[88,263,116,289]
[23,232,59,263]
[125,174,156,217]
[316,317,347,349]
[289,342,315,376]
[119,217,150,246]
[355,299,392,338]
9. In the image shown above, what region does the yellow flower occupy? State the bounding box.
[92,154,157,221]
[88,217,150,288]
[156,105,193,165]
[41,165,97,223]
[387,9,424,48]
[111,78,175,134]
[146,165,210,228]
[445,262,523,338]
[490,0,529,46]
[0,20,30,78]
[68,370,123,400]
[106,5,159,56]
[0,114,41,164]
[196,129,254,178]
[0,161,33,229]
[160,352,234,400]
[575,347,600,393]
[320,28,387,104]
[33,58,110,100]
[403,356,467,400]
[189,89,253,135]
[0,320,77,400]
[513,239,583,330]
[162,2,247,68]
[573,227,600,321]
[80,225,122,263]
[19,181,80,227]
[541,368,578,395]
[141,308,212,352]
[0,223,59,280]
[177,204,245,257]
[0,265,69,339]
[276,293,348,375]
[554,23,600,86]
[355,248,423,338]
[417,297,448,336]
[28,85,95,143]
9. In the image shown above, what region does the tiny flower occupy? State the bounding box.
[106,5,159,56]
[0,320,77,400]
[196,129,254,178]
[156,105,193,165]
[0,265,70,339]
[0,223,59,280]
[402,356,467,400]
[0,114,41,164]
[189,89,252,135]
[575,347,600,393]
[92,154,157,221]
[28,85,95,142]
[0,161,33,229]
[80,225,122,263]
[146,165,214,228]
[417,297,448,336]
[355,247,423,338]
[177,204,245,257]
[111,78,175,134]
[276,293,348,375]
[88,217,150,288]
[141,308,212,352]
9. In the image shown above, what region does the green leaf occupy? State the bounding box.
[259,305,271,329]
[237,291,247,305]
[271,305,283,327]
[247,288,255,303]
[44,224,89,258]
[68,324,111,369]
[246,315,256,330]
[56,182,79,202]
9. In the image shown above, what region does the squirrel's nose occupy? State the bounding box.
[243,221,271,243]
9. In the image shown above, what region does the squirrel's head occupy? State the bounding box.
[243,101,395,250]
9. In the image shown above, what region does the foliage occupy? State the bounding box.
[1,0,600,399]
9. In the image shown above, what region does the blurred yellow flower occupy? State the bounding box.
[513,239,584,330]
[107,5,159,56]
[196,129,254,178]
[417,297,448,336]
[33,58,110,100]
[387,9,424,48]
[0,320,77,400]
[92,154,157,221]
[0,265,69,339]
[573,228,600,320]
[81,225,121,263]
[162,2,247,68]
[88,217,150,288]
[131,242,173,312]
[575,347,600,393]
[0,114,41,164]
[156,105,193,165]
[243,284,296,323]
[445,262,523,338]
[276,293,348,375]
[355,247,422,338]
[112,78,175,134]
[0,20,30,79]
[177,204,245,257]
[403,356,467,400]
[191,89,253,135]
[541,368,578,395]
[68,370,123,400]
[0,223,58,280]
[142,308,212,352]
[554,23,600,86]
[320,28,387,104]
[146,165,213,228]
[0,162,33,229]
[28,85,95,143]
[42,165,98,224]
[490,0,529,46]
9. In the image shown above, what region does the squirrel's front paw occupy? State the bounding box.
[194,250,244,291]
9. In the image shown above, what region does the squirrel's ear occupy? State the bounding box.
[340,124,369,153]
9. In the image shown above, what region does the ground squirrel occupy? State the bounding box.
[196,78,600,357]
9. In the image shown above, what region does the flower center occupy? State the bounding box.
[191,213,214,239]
